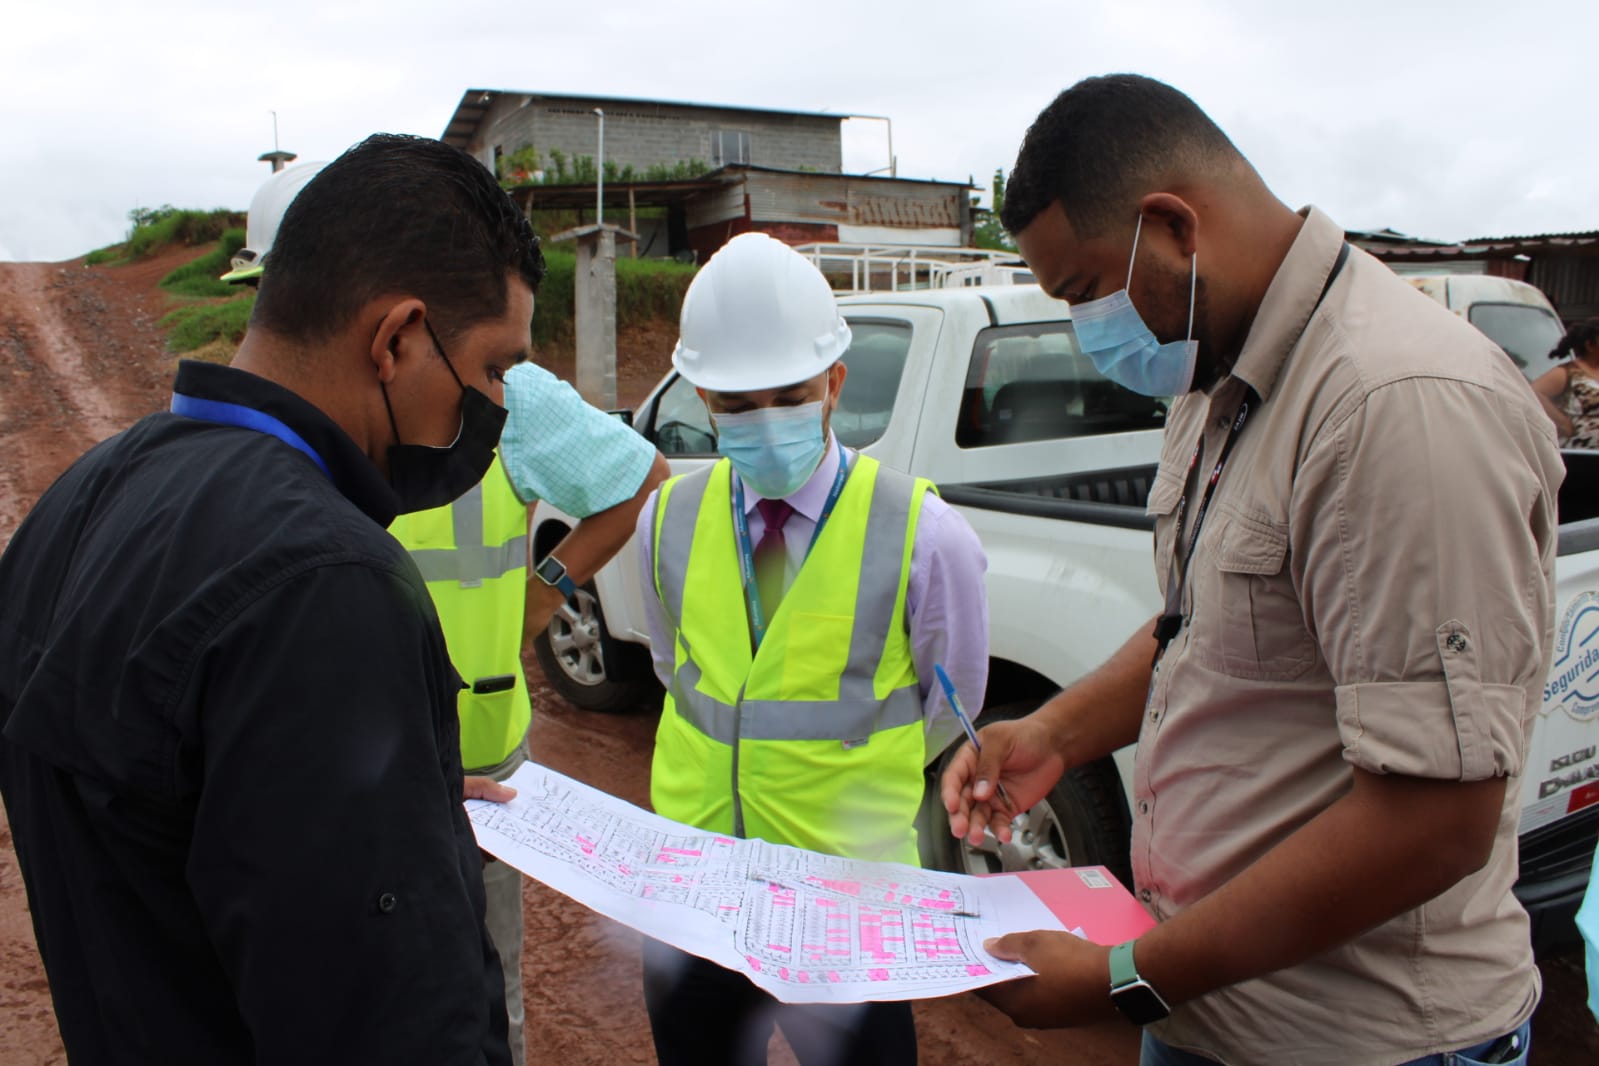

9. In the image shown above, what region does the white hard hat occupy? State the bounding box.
[220,161,329,283]
[672,232,852,392]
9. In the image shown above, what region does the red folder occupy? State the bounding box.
[997,867,1156,945]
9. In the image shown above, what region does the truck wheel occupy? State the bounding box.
[922,700,1133,889]
[532,581,657,713]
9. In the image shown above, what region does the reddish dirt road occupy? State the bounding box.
[1,252,1596,1064]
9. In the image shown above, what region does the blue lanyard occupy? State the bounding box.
[170,393,333,482]
[732,441,850,648]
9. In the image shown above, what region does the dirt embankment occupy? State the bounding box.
[0,254,181,546]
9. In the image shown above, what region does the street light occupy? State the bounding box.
[593,108,605,226]
[257,109,297,173]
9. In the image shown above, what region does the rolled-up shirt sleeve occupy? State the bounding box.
[1293,375,1556,781]
[499,363,656,517]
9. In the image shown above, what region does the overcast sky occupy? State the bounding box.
[2,0,1592,262]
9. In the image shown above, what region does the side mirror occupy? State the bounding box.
[607,409,635,428]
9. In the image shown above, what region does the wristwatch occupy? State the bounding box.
[1108,939,1171,1025]
[533,553,577,598]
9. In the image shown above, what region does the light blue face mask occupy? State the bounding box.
[1069,214,1198,397]
[712,398,828,499]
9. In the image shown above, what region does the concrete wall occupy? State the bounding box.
[473,95,842,176]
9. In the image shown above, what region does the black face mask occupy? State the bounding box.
[383,320,507,514]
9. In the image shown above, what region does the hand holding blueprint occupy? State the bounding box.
[465,762,1070,1004]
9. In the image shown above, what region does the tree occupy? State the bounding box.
[971,169,1015,252]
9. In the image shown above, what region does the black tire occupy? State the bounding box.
[532,580,658,713]
[921,699,1133,889]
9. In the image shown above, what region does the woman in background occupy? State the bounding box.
[1532,319,1599,447]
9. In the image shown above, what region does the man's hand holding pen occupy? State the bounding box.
[939,713,1067,847]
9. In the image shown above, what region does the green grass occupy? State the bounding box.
[616,254,698,321]
[84,244,126,266]
[531,248,695,347]
[159,228,247,297]
[82,207,247,267]
[126,208,245,261]
[161,294,254,353]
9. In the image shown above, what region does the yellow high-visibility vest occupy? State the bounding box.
[649,454,931,865]
[389,454,531,771]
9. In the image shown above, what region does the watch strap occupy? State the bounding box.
[1107,938,1171,1025]
[1108,940,1139,989]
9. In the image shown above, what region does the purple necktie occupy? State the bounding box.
[753,498,795,625]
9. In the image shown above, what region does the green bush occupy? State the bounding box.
[529,250,696,349]
[159,228,247,297]
[161,294,255,353]
[127,208,246,261]
[532,249,575,348]
[616,255,696,323]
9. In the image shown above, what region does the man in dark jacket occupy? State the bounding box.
[0,133,544,1065]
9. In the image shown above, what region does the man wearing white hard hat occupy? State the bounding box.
[635,232,989,1065]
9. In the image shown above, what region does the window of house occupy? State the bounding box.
[955,322,1167,448]
[712,129,751,166]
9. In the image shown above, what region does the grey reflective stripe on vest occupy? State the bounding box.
[654,468,712,632]
[672,685,922,744]
[407,480,528,588]
[654,461,926,744]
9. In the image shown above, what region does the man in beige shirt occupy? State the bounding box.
[942,75,1561,1065]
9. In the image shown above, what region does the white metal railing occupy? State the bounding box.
[791,242,1033,294]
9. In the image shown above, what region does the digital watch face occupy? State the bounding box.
[536,556,574,595]
[1112,979,1170,1026]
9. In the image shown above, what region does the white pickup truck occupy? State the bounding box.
[529,284,1599,951]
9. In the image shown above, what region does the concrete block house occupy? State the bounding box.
[441,90,973,262]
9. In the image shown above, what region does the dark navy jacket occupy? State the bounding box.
[0,360,508,1065]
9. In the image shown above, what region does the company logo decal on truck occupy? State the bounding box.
[1543,592,1599,721]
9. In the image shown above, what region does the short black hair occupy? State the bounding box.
[1002,74,1243,239]
[251,133,546,344]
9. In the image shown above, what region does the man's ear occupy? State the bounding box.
[1137,193,1199,258]
[826,360,849,409]
[368,298,428,384]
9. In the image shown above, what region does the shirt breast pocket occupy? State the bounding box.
[1146,474,1184,588]
[1189,508,1319,681]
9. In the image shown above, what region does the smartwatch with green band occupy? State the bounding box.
[534,553,577,598]
[1108,939,1171,1025]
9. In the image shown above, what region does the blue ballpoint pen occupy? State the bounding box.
[933,663,1015,812]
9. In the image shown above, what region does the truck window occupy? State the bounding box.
[1468,302,1565,378]
[647,374,718,455]
[956,322,1167,448]
[831,319,913,448]
[643,317,914,455]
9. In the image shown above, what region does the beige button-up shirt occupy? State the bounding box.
[1140,208,1562,1063]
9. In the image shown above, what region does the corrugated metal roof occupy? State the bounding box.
[1467,230,1599,243]
[441,89,840,149]
[719,163,975,190]
[1361,231,1599,260]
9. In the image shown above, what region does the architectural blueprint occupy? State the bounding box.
[466,762,1067,1003]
